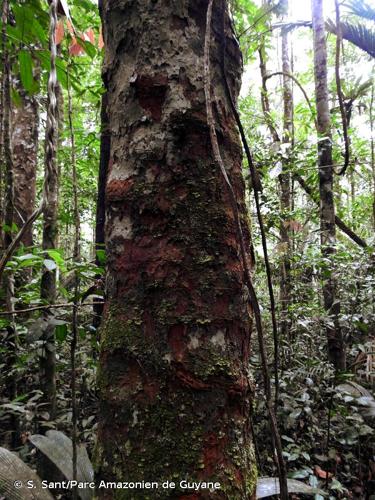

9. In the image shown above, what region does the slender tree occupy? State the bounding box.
[279,0,293,342]
[40,0,60,422]
[96,0,257,496]
[11,83,38,247]
[311,0,346,372]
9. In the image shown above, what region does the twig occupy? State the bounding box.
[0,301,103,315]
[204,2,288,498]
[0,205,43,281]
[294,173,368,248]
[265,71,318,130]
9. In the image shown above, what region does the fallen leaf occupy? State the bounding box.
[314,465,333,479]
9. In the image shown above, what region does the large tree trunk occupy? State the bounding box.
[11,84,38,247]
[96,0,257,497]
[311,0,345,372]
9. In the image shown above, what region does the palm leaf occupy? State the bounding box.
[327,20,375,58]
[344,0,375,21]
[0,447,53,500]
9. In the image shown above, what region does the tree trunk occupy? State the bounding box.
[93,92,110,331]
[11,83,38,247]
[96,0,257,497]
[370,84,375,232]
[311,0,345,372]
[279,0,293,342]
[40,0,60,424]
[1,0,18,448]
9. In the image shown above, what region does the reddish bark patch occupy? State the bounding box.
[175,366,210,390]
[117,360,142,393]
[141,378,160,402]
[115,237,184,284]
[212,295,229,317]
[134,74,168,122]
[201,432,227,476]
[143,310,155,339]
[168,324,187,362]
[106,178,134,201]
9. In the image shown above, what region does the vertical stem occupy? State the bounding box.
[0,0,7,243]
[67,63,79,498]
[207,2,287,497]
[370,83,375,232]
[93,93,109,332]
[311,0,345,372]
[335,0,350,176]
[280,0,293,348]
[40,0,59,424]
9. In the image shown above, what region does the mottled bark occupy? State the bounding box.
[1,0,18,448]
[40,0,60,423]
[93,92,110,330]
[11,83,38,247]
[258,46,280,144]
[279,0,293,342]
[96,0,256,497]
[311,0,345,372]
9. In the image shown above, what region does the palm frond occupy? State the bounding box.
[327,20,375,58]
[344,0,375,21]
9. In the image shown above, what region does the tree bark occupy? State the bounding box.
[40,0,60,423]
[11,83,38,247]
[96,0,257,497]
[279,0,293,342]
[93,92,110,331]
[311,0,345,372]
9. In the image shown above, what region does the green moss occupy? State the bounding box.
[99,305,147,354]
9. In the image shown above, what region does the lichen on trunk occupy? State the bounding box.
[96,1,257,497]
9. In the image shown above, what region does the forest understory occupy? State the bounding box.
[0,0,374,499]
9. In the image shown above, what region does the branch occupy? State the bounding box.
[0,301,103,316]
[0,205,43,280]
[294,173,368,248]
[265,71,318,130]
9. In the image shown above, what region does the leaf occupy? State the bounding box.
[96,249,106,265]
[43,259,57,271]
[84,28,95,44]
[59,0,73,24]
[29,431,93,500]
[314,465,333,479]
[70,36,85,56]
[47,250,67,272]
[18,50,35,93]
[98,27,104,49]
[55,323,68,342]
[0,447,53,500]
[256,477,326,498]
[55,19,65,45]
